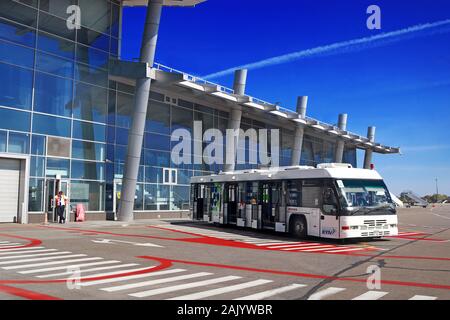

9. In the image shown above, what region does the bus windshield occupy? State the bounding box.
[336,179,395,215]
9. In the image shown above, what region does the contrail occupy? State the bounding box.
[203,19,450,79]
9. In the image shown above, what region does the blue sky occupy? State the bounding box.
[121,0,450,196]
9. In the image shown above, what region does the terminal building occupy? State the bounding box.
[0,0,399,223]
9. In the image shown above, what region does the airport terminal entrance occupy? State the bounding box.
[45,178,69,223]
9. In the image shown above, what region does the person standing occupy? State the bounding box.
[55,191,68,224]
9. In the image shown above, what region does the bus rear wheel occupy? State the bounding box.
[290,216,307,239]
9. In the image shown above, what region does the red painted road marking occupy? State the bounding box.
[33,225,450,261]
[0,233,42,250]
[0,284,61,300]
[138,255,450,291]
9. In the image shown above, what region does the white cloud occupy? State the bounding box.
[203,18,450,79]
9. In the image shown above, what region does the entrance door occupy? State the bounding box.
[261,182,280,229]
[226,184,238,225]
[192,184,204,221]
[45,179,69,222]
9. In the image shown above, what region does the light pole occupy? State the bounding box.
[118,0,206,222]
[435,178,439,195]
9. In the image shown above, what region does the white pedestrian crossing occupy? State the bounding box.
[409,295,437,300]
[36,263,139,278]
[25,260,123,275]
[168,279,273,300]
[234,283,307,300]
[155,224,370,254]
[101,272,213,292]
[307,287,347,300]
[129,275,242,298]
[2,257,102,270]
[0,254,87,266]
[352,291,388,300]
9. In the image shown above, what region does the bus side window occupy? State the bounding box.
[301,180,322,208]
[287,180,302,207]
[323,186,338,215]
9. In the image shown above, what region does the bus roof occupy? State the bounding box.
[190,164,384,184]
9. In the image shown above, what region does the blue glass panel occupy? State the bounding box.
[74,62,108,87]
[46,158,70,177]
[37,31,75,59]
[8,132,30,154]
[115,127,128,146]
[73,82,107,123]
[0,63,32,110]
[36,52,74,78]
[72,140,105,161]
[144,149,170,167]
[0,107,30,131]
[33,114,70,137]
[145,133,170,151]
[0,130,6,152]
[178,170,193,185]
[38,11,75,41]
[71,160,104,180]
[30,156,45,177]
[0,1,38,27]
[0,18,35,47]
[34,72,73,116]
[28,178,44,212]
[146,101,170,135]
[0,40,34,68]
[77,26,110,52]
[31,135,46,155]
[72,120,105,142]
[116,92,133,128]
[76,44,109,70]
[145,166,163,183]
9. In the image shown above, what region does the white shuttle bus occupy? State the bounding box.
[190,163,398,239]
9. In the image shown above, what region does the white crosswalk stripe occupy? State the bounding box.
[168,279,273,300]
[0,243,21,247]
[23,261,121,275]
[0,249,58,256]
[352,291,388,300]
[36,263,139,278]
[129,275,242,298]
[0,254,86,265]
[234,283,307,300]
[409,295,437,300]
[80,268,185,287]
[102,272,212,292]
[0,246,46,252]
[307,287,346,300]
[0,251,72,260]
[2,257,102,270]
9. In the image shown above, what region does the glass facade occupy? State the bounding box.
[0,0,356,217]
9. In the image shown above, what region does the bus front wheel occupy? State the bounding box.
[290,216,307,239]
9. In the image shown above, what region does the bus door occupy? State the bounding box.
[192,184,205,221]
[260,182,280,229]
[203,185,211,222]
[225,184,238,225]
[319,183,340,239]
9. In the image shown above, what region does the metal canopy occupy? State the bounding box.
[108,62,400,155]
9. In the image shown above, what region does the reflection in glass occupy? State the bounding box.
[36,52,74,78]
[0,107,31,131]
[33,114,71,138]
[28,178,44,212]
[72,120,106,142]
[34,72,73,116]
[31,135,46,155]
[146,100,170,134]
[71,180,104,211]
[0,63,33,110]
[37,31,75,59]
[0,19,35,47]
[30,156,45,177]
[73,82,107,122]
[72,140,105,161]
[8,132,30,154]
[71,160,104,180]
[0,130,6,152]
[46,158,70,177]
[145,184,169,211]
